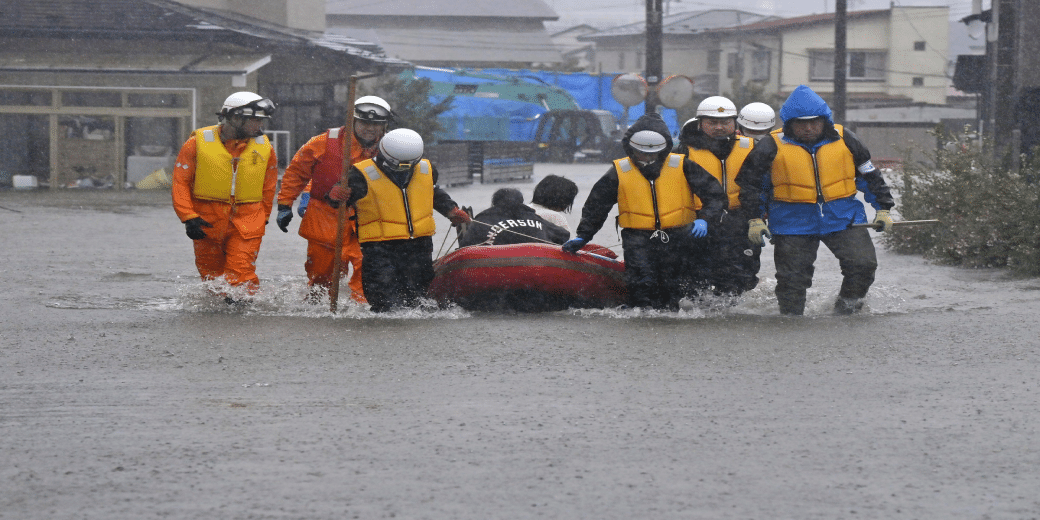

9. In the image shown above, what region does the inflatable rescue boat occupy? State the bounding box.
[429,243,626,312]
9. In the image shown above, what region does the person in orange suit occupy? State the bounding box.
[274,96,392,304]
[172,91,279,299]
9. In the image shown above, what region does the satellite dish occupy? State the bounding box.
[611,73,648,108]
[656,75,696,109]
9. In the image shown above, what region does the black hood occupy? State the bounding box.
[621,113,674,179]
[678,117,736,159]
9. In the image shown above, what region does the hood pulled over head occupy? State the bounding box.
[778,85,838,144]
[621,113,673,178]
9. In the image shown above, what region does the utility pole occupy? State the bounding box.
[645,0,663,113]
[832,0,847,124]
[991,0,1017,146]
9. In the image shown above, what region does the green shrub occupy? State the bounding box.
[884,132,1040,275]
[361,76,454,142]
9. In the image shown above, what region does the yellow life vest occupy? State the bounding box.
[191,125,271,203]
[770,124,857,203]
[354,158,436,242]
[616,154,696,230]
[685,135,752,210]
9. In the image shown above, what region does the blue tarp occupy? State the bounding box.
[410,68,680,142]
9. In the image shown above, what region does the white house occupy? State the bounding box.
[708,7,950,105]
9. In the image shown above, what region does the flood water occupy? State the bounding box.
[2,163,1038,519]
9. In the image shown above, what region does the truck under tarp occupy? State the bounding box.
[404,67,680,143]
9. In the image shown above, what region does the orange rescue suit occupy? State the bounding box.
[172,125,278,289]
[276,128,377,300]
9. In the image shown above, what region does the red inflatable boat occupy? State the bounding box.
[429,243,626,312]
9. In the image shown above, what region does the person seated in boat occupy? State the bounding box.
[529,174,579,232]
[459,188,570,248]
[561,112,727,310]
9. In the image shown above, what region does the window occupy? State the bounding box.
[809,50,886,81]
[0,90,51,106]
[61,91,121,107]
[751,50,771,81]
[912,77,924,86]
[128,93,186,108]
[707,50,720,73]
[727,52,743,79]
[914,41,926,51]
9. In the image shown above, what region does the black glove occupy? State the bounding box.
[276,204,293,232]
[184,217,212,240]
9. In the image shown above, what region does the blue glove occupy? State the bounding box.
[297,192,310,217]
[691,219,708,238]
[562,237,586,254]
[276,205,293,233]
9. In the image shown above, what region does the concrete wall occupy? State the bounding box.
[850,125,937,164]
[886,7,949,105]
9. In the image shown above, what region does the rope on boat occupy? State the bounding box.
[445,219,621,263]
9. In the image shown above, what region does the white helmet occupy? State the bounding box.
[355,95,392,123]
[628,130,668,153]
[737,102,776,131]
[695,96,738,119]
[378,129,424,171]
[219,91,275,119]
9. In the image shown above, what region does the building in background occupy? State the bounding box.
[325,0,563,69]
[708,7,950,106]
[955,0,1040,157]
[546,24,599,71]
[579,10,776,95]
[0,0,407,189]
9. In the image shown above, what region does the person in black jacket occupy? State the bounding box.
[459,188,570,247]
[562,113,727,310]
[675,96,762,300]
[327,129,471,312]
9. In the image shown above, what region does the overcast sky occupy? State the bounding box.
[543,0,988,29]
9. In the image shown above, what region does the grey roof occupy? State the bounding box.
[327,0,558,20]
[0,0,408,68]
[0,51,273,75]
[327,26,562,64]
[581,9,777,39]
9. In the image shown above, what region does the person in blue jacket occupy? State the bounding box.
[735,85,895,315]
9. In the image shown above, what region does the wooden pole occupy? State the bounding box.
[329,75,358,313]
